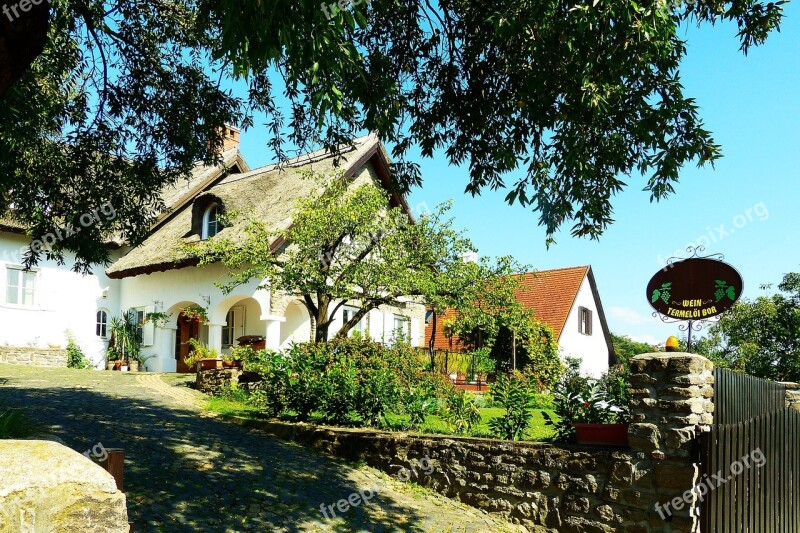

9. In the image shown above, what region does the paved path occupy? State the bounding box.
[0,365,522,533]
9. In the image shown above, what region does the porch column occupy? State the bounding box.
[207,322,225,353]
[262,314,286,351]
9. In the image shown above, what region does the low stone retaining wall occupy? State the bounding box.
[0,440,129,532]
[232,352,715,533]
[196,368,262,395]
[232,418,651,532]
[0,346,67,368]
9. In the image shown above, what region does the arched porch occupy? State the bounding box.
[280,300,312,349]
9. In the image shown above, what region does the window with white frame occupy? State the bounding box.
[5,266,36,306]
[202,204,222,239]
[578,306,593,335]
[393,314,411,341]
[96,310,109,338]
[222,306,245,347]
[133,308,146,344]
[342,305,366,336]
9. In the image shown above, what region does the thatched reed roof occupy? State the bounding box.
[107,134,398,279]
[0,147,248,247]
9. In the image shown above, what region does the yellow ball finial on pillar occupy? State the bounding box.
[665,336,680,352]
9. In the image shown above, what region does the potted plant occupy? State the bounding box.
[185,339,221,371]
[144,311,171,328]
[570,381,628,446]
[222,346,246,369]
[549,359,630,446]
[180,306,208,323]
[107,310,142,371]
[106,347,120,371]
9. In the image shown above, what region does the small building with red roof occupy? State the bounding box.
[425,265,615,376]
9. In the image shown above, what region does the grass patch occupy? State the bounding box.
[207,396,265,419]
[0,404,41,439]
[206,393,557,442]
[383,407,557,441]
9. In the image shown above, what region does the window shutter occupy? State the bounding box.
[142,305,155,346]
[587,309,593,335]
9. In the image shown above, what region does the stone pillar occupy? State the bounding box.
[262,315,286,350]
[782,382,800,411]
[628,352,714,533]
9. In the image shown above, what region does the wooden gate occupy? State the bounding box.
[699,368,800,532]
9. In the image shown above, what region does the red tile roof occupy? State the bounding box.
[424,266,590,352]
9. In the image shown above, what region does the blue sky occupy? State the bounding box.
[234,6,800,345]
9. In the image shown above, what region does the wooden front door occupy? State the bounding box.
[175,313,200,373]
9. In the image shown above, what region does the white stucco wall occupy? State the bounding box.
[0,232,121,367]
[117,262,271,372]
[558,276,611,377]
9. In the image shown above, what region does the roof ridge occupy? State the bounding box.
[516,265,590,276]
[218,134,376,188]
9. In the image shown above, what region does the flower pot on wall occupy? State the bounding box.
[222,360,241,369]
[198,358,223,371]
[107,361,116,371]
[129,361,139,372]
[573,423,629,446]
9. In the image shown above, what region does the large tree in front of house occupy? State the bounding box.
[2,0,785,270]
[190,170,515,343]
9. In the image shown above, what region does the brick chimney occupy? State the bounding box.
[221,125,240,151]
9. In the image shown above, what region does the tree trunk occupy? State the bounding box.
[0,0,49,97]
[428,310,437,371]
[314,296,331,342]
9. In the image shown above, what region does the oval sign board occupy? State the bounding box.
[646,258,743,320]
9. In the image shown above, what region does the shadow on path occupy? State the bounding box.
[0,369,445,532]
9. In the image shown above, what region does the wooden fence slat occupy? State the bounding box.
[701,369,798,533]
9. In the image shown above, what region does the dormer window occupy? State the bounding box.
[202,203,221,239]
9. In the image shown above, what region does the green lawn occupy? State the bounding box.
[207,396,558,442]
[383,407,557,441]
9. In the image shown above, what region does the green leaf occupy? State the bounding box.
[651,289,661,303]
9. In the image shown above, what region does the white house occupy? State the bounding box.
[425,266,616,376]
[0,133,426,371]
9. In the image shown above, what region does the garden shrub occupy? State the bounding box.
[239,348,291,416]
[245,337,441,427]
[489,371,537,440]
[441,390,482,435]
[66,333,92,369]
[402,371,455,428]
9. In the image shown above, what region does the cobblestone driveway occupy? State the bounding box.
[0,365,521,533]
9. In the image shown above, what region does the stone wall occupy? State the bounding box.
[233,418,651,532]
[782,382,800,411]
[232,351,713,533]
[0,346,67,367]
[0,440,129,532]
[196,368,262,395]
